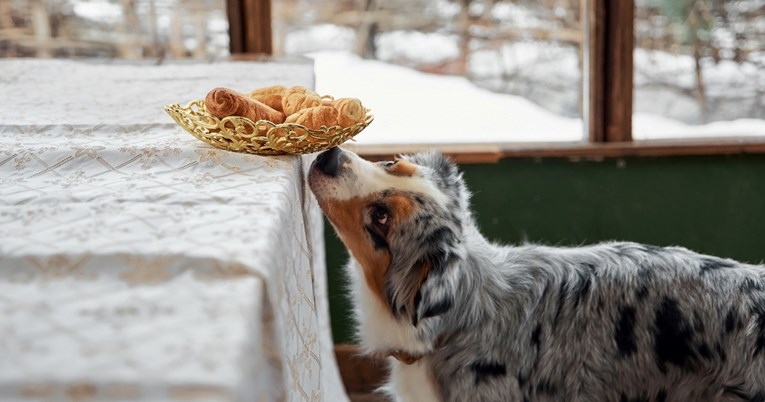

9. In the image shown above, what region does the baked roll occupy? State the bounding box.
[285,105,339,130]
[205,87,285,123]
[249,85,286,97]
[331,98,366,127]
[282,86,322,116]
[249,85,287,113]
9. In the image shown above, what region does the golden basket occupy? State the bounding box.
[164,99,373,155]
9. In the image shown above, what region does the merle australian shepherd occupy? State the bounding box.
[308,147,765,402]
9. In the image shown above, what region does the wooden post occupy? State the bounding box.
[588,0,634,143]
[30,0,52,58]
[227,0,273,55]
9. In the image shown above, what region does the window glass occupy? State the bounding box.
[633,0,765,139]
[0,0,229,59]
[273,0,586,144]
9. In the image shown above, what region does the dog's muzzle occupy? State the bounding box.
[314,147,344,177]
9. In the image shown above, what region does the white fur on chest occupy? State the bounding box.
[346,259,431,353]
[388,360,440,402]
[345,259,440,401]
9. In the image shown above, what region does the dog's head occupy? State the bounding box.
[309,147,469,326]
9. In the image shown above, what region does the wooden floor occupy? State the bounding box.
[335,345,389,402]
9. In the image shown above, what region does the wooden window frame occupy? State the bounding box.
[227,0,272,54]
[227,0,765,162]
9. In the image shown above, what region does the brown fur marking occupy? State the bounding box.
[318,195,391,307]
[318,192,419,311]
[388,160,418,177]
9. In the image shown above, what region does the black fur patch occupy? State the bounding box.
[655,389,667,402]
[693,310,706,334]
[426,250,457,274]
[572,267,593,307]
[723,386,749,400]
[553,279,568,327]
[470,360,506,385]
[534,379,557,395]
[725,308,741,334]
[414,214,432,226]
[411,290,422,325]
[421,297,453,321]
[424,226,455,249]
[619,393,648,402]
[753,305,765,357]
[517,372,528,388]
[653,297,697,372]
[715,341,727,362]
[364,226,388,250]
[741,277,764,292]
[635,283,650,301]
[699,257,736,274]
[531,323,542,347]
[615,305,638,358]
[697,342,712,360]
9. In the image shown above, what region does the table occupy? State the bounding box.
[0,58,348,402]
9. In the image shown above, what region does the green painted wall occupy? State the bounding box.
[324,154,765,344]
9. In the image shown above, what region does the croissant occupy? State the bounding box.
[205,87,285,123]
[331,98,366,127]
[249,86,286,113]
[285,105,339,130]
[252,93,284,113]
[249,85,286,98]
[282,86,322,116]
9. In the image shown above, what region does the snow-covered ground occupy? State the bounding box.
[310,51,765,144]
[311,51,582,144]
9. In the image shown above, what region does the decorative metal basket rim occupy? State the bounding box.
[164,99,373,155]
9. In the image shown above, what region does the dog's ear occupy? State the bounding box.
[383,152,467,327]
[411,250,461,327]
[384,224,462,327]
[405,152,469,215]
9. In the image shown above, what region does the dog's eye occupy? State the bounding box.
[372,205,389,226]
[383,161,398,169]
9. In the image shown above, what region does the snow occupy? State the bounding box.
[72,1,123,22]
[310,51,765,144]
[377,31,460,66]
[310,51,583,144]
[634,115,765,139]
[284,24,356,55]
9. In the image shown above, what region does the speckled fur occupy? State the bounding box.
[309,149,765,402]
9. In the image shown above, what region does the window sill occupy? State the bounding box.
[347,137,765,163]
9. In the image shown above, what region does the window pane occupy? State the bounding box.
[0,0,229,59]
[633,0,765,139]
[273,0,586,145]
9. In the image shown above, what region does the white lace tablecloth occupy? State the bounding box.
[0,59,348,402]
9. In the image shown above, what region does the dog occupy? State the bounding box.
[308,147,765,402]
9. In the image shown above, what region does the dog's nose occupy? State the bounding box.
[315,147,343,177]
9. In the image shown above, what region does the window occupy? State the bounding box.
[269,0,765,154]
[272,0,587,144]
[0,0,229,59]
[633,0,765,140]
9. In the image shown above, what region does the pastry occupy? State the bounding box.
[249,85,286,113]
[252,93,284,113]
[331,98,366,127]
[249,85,286,98]
[205,87,285,123]
[285,105,339,130]
[282,86,322,116]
